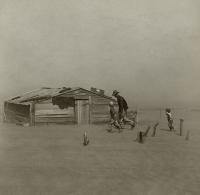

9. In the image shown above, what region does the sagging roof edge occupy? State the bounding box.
[53,87,115,101]
[5,87,116,105]
[4,101,31,106]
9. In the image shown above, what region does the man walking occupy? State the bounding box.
[112,90,135,129]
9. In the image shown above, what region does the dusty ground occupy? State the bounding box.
[0,120,199,195]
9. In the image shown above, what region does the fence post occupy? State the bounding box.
[136,131,144,143]
[152,122,159,137]
[180,119,184,136]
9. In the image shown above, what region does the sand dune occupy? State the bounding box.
[0,119,199,195]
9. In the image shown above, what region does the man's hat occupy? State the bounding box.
[165,108,171,112]
[112,90,119,96]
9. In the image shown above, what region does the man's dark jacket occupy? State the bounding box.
[116,95,128,113]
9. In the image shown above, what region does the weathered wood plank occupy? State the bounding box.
[92,96,115,102]
[5,109,29,118]
[91,111,109,115]
[92,98,111,103]
[92,116,109,119]
[92,103,110,106]
[35,99,52,104]
[35,110,74,115]
[35,103,74,110]
[35,117,75,123]
[92,104,109,108]
[35,116,74,120]
[4,112,30,123]
[35,104,59,110]
[35,114,73,118]
[92,95,110,99]
[59,94,89,100]
[91,118,110,123]
[60,89,89,96]
[92,113,110,117]
[30,102,35,126]
[92,110,109,113]
[74,95,89,100]
[92,111,109,115]
[35,103,74,115]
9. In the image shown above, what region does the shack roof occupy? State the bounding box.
[7,87,114,104]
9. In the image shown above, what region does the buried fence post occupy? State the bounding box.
[180,119,184,136]
[83,132,89,146]
[143,126,151,137]
[136,131,144,143]
[152,122,159,137]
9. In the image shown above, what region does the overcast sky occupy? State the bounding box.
[0,0,200,108]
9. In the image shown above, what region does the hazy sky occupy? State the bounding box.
[0,0,200,108]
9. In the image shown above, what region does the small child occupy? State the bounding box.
[165,108,174,131]
[108,101,122,132]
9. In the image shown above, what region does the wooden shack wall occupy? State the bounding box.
[58,89,115,124]
[34,99,75,124]
[4,88,116,125]
[3,101,30,124]
[90,95,111,123]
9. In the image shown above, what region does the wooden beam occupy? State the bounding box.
[30,103,35,126]
[180,119,184,136]
[89,96,92,124]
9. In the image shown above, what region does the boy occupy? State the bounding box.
[165,108,174,131]
[108,101,122,132]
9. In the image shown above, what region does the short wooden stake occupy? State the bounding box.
[180,119,184,136]
[83,132,89,146]
[143,126,151,137]
[137,131,144,143]
[152,122,159,137]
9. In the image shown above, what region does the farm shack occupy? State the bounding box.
[3,87,117,126]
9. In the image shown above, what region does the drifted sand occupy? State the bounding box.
[0,121,199,195]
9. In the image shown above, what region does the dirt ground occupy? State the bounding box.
[0,120,199,195]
